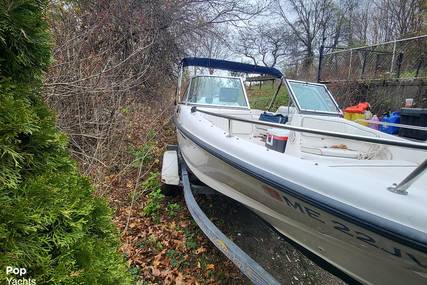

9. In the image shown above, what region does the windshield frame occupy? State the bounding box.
[284,79,342,116]
[184,75,251,110]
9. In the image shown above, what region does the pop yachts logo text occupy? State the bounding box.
[5,267,36,285]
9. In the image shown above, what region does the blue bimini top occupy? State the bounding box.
[181,57,283,78]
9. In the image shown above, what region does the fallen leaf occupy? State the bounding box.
[152,267,161,277]
[175,273,185,285]
[206,264,215,270]
[195,246,206,255]
[126,180,133,188]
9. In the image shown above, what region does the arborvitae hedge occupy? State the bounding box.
[0,1,131,284]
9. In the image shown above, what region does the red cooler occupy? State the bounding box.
[266,128,290,153]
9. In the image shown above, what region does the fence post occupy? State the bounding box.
[374,54,381,76]
[396,52,404,78]
[317,44,324,82]
[415,59,423,78]
[361,50,368,79]
[347,50,353,80]
[390,40,397,73]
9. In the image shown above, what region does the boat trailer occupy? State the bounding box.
[161,145,281,285]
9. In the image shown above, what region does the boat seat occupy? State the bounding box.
[298,116,383,159]
[276,106,297,116]
[301,146,362,159]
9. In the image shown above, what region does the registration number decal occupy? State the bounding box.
[264,186,427,270]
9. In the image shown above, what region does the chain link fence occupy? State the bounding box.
[320,35,427,82]
[281,35,427,112]
[283,56,318,81]
[283,35,427,82]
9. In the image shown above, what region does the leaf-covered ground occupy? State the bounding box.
[116,195,245,284]
[95,101,246,284]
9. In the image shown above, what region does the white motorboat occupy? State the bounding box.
[174,57,427,285]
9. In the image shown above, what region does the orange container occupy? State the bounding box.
[344,102,370,113]
[344,102,370,126]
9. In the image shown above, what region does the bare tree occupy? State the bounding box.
[275,0,337,66]
[372,0,423,41]
[235,27,261,65]
[235,24,293,67]
[44,0,266,180]
[342,0,423,45]
[187,26,232,60]
[170,0,265,49]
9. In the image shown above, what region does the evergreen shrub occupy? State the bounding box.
[0,1,131,284]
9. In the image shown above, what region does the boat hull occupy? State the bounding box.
[177,129,427,285]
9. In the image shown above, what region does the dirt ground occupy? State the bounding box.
[195,192,347,285]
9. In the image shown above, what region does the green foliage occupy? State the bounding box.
[246,83,288,110]
[166,249,188,269]
[0,1,131,284]
[129,130,157,170]
[399,69,423,79]
[141,172,164,222]
[136,235,164,256]
[120,107,129,114]
[183,228,197,251]
[129,265,140,279]
[141,171,161,192]
[0,0,52,83]
[128,171,161,203]
[129,141,156,168]
[198,254,210,271]
[143,189,165,221]
[166,202,180,218]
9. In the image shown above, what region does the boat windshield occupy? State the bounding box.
[186,76,248,108]
[287,80,341,114]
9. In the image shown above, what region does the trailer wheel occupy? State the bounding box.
[161,184,180,196]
